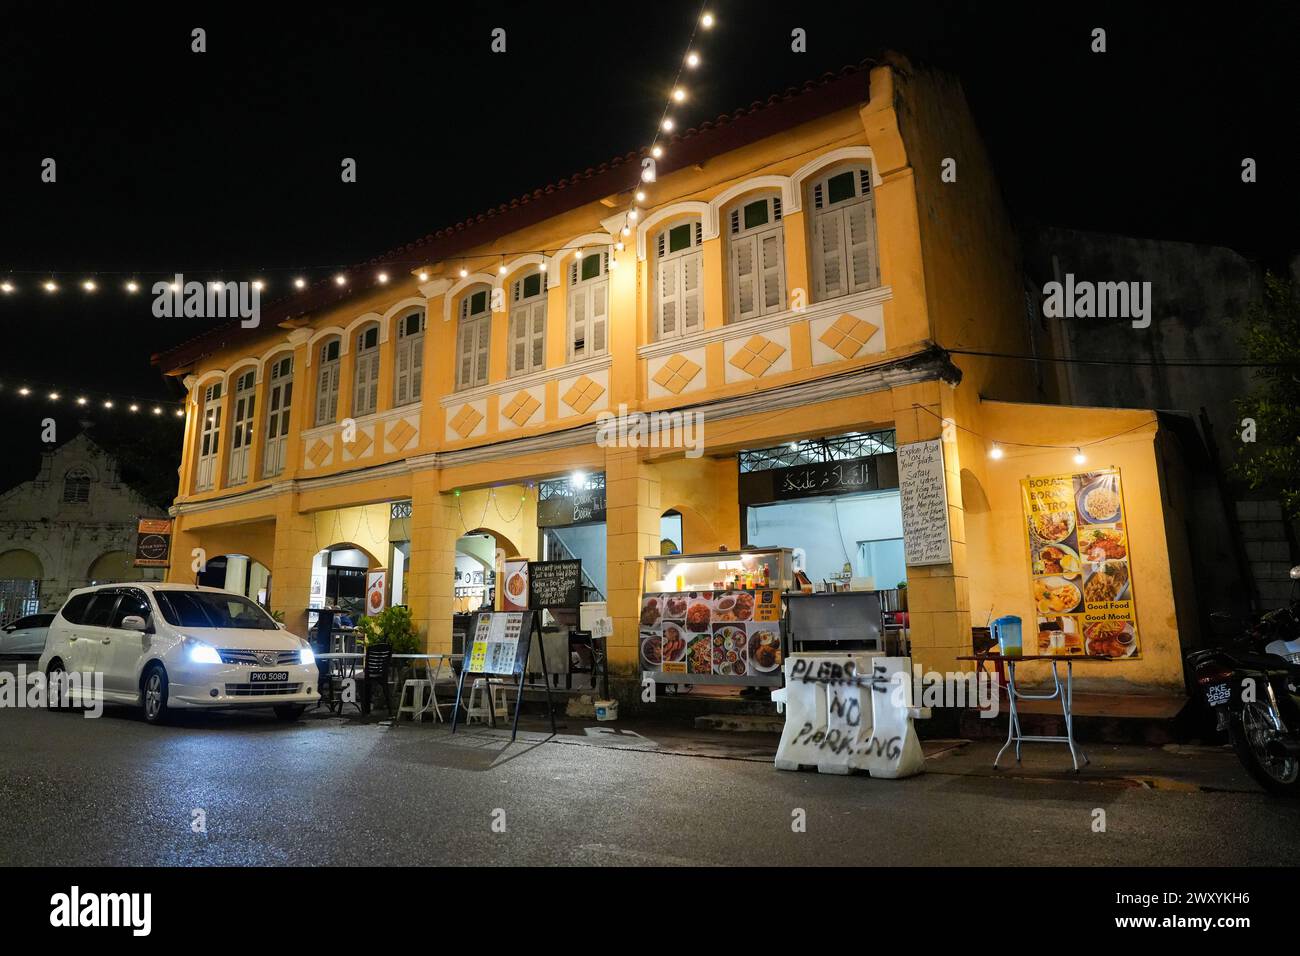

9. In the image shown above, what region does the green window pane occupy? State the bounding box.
[668,223,693,253]
[827,170,856,205]
[743,200,769,230]
[470,290,488,314]
[523,273,542,298]
[581,255,601,281]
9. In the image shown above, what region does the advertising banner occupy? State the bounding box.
[1020,467,1139,658]
[639,588,784,684]
[133,518,172,568]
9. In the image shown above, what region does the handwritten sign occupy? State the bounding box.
[897,438,952,566]
[528,559,582,609]
[771,653,927,778]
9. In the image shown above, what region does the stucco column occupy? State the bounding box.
[282,331,312,477]
[604,447,661,675]
[892,381,970,676]
[211,378,237,493]
[245,368,268,483]
[269,493,317,637]
[177,375,199,499]
[405,471,459,653]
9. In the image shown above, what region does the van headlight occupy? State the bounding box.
[189,642,222,665]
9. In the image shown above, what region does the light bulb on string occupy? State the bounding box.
[651,145,663,158]
[294,277,306,289]
[76,397,87,406]
[43,281,58,293]
[125,280,139,293]
[252,279,265,292]
[989,443,1004,460]
[174,408,184,417]
[1073,448,1087,465]
[686,51,699,68]
[102,400,113,409]
[152,407,162,415]
[459,266,468,278]
[1,281,13,294]
[635,190,646,202]
[672,88,685,102]
[661,118,674,132]
[417,271,429,282]
[48,391,59,400]
[129,404,139,413]
[376,272,389,284]
[333,274,347,286]
[82,279,97,292]
[701,11,714,28]
[18,387,30,396]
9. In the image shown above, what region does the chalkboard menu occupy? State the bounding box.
[528,559,583,609]
[898,438,953,566]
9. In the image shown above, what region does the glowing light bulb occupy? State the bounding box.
[661,118,674,132]
[152,406,162,415]
[125,280,139,293]
[0,282,13,293]
[651,145,663,158]
[498,264,508,275]
[575,249,584,259]
[990,444,1004,460]
[701,11,714,27]
[294,277,306,289]
[417,271,429,281]
[76,397,87,405]
[628,208,639,221]
[672,88,685,102]
[252,279,265,292]
[686,52,699,68]
[635,190,646,202]
[129,403,139,412]
[174,408,184,417]
[377,272,388,284]
[48,391,60,400]
[82,279,97,292]
[615,241,625,252]
[18,387,30,396]
[43,281,58,293]
[333,274,346,286]
[102,400,113,408]
[459,267,468,278]
[1073,448,1086,465]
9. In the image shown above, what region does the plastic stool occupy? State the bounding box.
[397,679,431,720]
[467,678,511,723]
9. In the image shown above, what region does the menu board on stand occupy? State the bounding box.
[450,609,556,740]
[898,438,952,566]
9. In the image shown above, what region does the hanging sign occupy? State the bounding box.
[501,559,529,612]
[133,518,173,568]
[365,570,387,616]
[772,455,879,500]
[897,439,952,566]
[1021,467,1140,659]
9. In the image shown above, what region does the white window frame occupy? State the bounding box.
[567,250,609,361]
[352,325,380,417]
[315,339,340,426]
[653,220,704,341]
[195,381,223,491]
[456,286,492,391]
[727,195,786,323]
[508,270,547,377]
[393,310,425,406]
[809,166,879,302]
[226,370,257,486]
[262,355,293,478]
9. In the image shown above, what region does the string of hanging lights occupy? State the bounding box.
[0,378,184,416]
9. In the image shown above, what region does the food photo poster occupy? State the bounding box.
[1021,468,1140,659]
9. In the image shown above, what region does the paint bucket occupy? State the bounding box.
[594,699,619,721]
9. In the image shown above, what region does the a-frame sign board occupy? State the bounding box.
[450,609,556,741]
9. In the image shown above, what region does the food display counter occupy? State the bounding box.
[638,548,793,687]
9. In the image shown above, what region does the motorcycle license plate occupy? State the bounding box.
[1205,682,1231,707]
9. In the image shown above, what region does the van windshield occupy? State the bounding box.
[154,591,279,630]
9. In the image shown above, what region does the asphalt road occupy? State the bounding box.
[2,694,1300,867]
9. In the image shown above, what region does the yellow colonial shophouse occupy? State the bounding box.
[155,56,1199,698]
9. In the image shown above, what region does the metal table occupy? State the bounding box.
[390,653,461,722]
[959,654,1109,772]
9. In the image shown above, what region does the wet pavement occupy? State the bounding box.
[2,691,1298,866]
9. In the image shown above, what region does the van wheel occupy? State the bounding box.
[273,704,306,721]
[141,665,170,725]
[46,659,68,711]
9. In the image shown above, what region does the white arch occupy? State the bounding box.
[707,175,794,227]
[497,254,547,293]
[380,296,427,337]
[636,200,714,261]
[552,232,615,269]
[190,368,224,394]
[256,341,296,380]
[222,358,259,391]
[789,146,884,211]
[341,313,385,354]
[305,326,345,368]
[442,273,497,323]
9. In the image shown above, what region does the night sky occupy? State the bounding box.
[0,0,1294,500]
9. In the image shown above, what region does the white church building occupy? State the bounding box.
[0,433,164,625]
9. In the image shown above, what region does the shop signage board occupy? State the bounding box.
[771,653,927,778]
[1020,467,1140,659]
[897,438,952,566]
[528,559,582,609]
[133,518,172,568]
[450,609,557,740]
[771,455,879,500]
[365,570,386,616]
[537,488,606,527]
[639,588,785,686]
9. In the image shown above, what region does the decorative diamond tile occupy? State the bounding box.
[728,334,786,377]
[502,390,541,427]
[819,313,879,359]
[387,418,416,451]
[651,354,702,394]
[307,439,332,467]
[449,404,483,439]
[345,429,373,458]
[562,375,605,414]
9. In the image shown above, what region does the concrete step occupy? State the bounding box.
[694,714,785,733]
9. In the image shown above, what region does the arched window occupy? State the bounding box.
[352,323,380,417]
[393,310,425,406]
[508,270,547,377]
[315,338,340,426]
[808,165,879,301]
[227,369,257,485]
[456,286,491,390]
[195,381,223,491]
[653,220,703,340]
[567,250,609,360]
[62,467,92,503]
[263,355,293,477]
[726,194,785,323]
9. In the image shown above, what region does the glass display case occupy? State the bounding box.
[639,548,793,686]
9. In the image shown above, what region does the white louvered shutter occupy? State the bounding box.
[760,231,785,311]
[658,241,679,339]
[845,198,878,291]
[395,339,411,406]
[474,313,490,386]
[811,167,879,300]
[814,206,845,300]
[730,234,758,322]
[591,272,607,355]
[509,281,527,375]
[681,249,702,333]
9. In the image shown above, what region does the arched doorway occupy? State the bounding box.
[0,548,44,626]
[455,530,510,613]
[195,553,272,606]
[309,543,378,629]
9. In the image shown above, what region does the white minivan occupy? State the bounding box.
[39,583,319,723]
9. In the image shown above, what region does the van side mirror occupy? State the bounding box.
[120,615,148,632]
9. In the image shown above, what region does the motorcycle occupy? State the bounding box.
[1187,565,1300,796]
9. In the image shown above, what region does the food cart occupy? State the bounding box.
[639,548,793,688]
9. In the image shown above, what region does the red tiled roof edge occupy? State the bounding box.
[153,59,877,373]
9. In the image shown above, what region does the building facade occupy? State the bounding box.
[154,57,1201,696]
[0,433,164,624]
